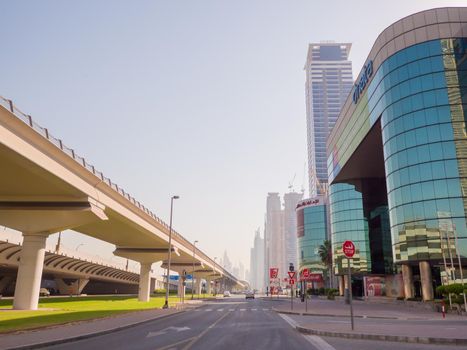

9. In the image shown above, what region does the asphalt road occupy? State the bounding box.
[47,297,465,350]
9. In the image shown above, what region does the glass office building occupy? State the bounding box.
[296,197,327,284]
[327,8,467,300]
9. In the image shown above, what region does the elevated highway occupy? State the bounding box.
[0,96,244,309]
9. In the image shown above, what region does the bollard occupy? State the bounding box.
[442,300,446,319]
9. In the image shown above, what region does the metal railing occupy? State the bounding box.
[0,97,234,281]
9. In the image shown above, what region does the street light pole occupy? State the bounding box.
[191,240,198,300]
[213,257,218,295]
[163,195,179,309]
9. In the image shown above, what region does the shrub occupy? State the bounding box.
[318,287,325,295]
[327,288,338,300]
[436,283,466,296]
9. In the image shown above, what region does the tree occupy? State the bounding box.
[318,239,333,288]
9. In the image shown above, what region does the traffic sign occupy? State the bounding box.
[288,271,296,279]
[302,268,310,278]
[269,268,279,279]
[289,279,295,285]
[343,240,355,258]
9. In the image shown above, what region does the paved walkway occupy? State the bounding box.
[0,302,203,350]
[274,298,467,345]
[273,296,465,320]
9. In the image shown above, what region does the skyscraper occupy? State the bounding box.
[283,192,303,270]
[265,193,283,280]
[249,228,264,291]
[305,42,353,197]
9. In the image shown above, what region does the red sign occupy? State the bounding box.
[288,271,296,279]
[269,268,279,279]
[342,240,355,258]
[302,269,310,278]
[308,273,323,282]
[289,279,295,285]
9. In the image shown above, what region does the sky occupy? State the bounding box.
[0,0,466,277]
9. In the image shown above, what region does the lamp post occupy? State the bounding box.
[191,240,198,300]
[55,232,62,253]
[163,195,179,309]
[213,257,218,296]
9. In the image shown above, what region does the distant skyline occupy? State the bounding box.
[0,1,465,273]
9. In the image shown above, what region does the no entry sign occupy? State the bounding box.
[342,240,355,258]
[302,268,310,278]
[269,268,279,279]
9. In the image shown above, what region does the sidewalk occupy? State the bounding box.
[276,298,467,345]
[273,296,465,320]
[0,301,202,350]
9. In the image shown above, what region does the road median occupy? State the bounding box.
[296,325,467,346]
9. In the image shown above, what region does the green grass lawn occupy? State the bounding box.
[0,294,209,333]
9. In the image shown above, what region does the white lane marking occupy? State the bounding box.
[205,309,212,311]
[146,326,190,338]
[303,335,337,350]
[279,313,298,327]
[217,309,224,311]
[279,314,336,350]
[251,308,257,311]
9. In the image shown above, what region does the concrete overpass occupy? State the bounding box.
[0,239,145,295]
[0,96,244,309]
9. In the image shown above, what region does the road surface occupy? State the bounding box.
[47,296,463,350]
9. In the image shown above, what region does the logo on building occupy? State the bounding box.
[352,60,373,104]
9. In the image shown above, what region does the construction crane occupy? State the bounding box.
[288,173,296,192]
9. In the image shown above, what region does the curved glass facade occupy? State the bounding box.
[380,39,467,264]
[329,38,467,267]
[329,183,371,275]
[296,199,327,274]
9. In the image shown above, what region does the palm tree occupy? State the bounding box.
[318,240,333,288]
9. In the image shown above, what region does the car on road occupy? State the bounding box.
[223,291,231,297]
[39,288,50,297]
[245,290,255,299]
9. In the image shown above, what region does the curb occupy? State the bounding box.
[5,309,186,350]
[273,307,402,320]
[296,325,467,346]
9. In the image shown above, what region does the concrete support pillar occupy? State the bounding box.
[55,278,90,295]
[177,278,185,299]
[206,279,212,295]
[195,279,202,295]
[338,276,345,296]
[75,278,89,294]
[401,264,414,299]
[0,276,13,294]
[419,261,434,301]
[13,233,49,310]
[138,262,152,302]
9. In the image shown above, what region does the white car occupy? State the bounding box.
[223,291,231,297]
[39,288,50,297]
[245,290,255,299]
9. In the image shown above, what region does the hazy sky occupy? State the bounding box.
[0,1,465,276]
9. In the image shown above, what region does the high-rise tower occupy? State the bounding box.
[305,42,353,197]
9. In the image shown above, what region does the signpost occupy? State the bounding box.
[269,268,279,299]
[288,264,295,311]
[342,240,355,331]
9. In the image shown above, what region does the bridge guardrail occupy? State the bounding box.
[0,97,236,282]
